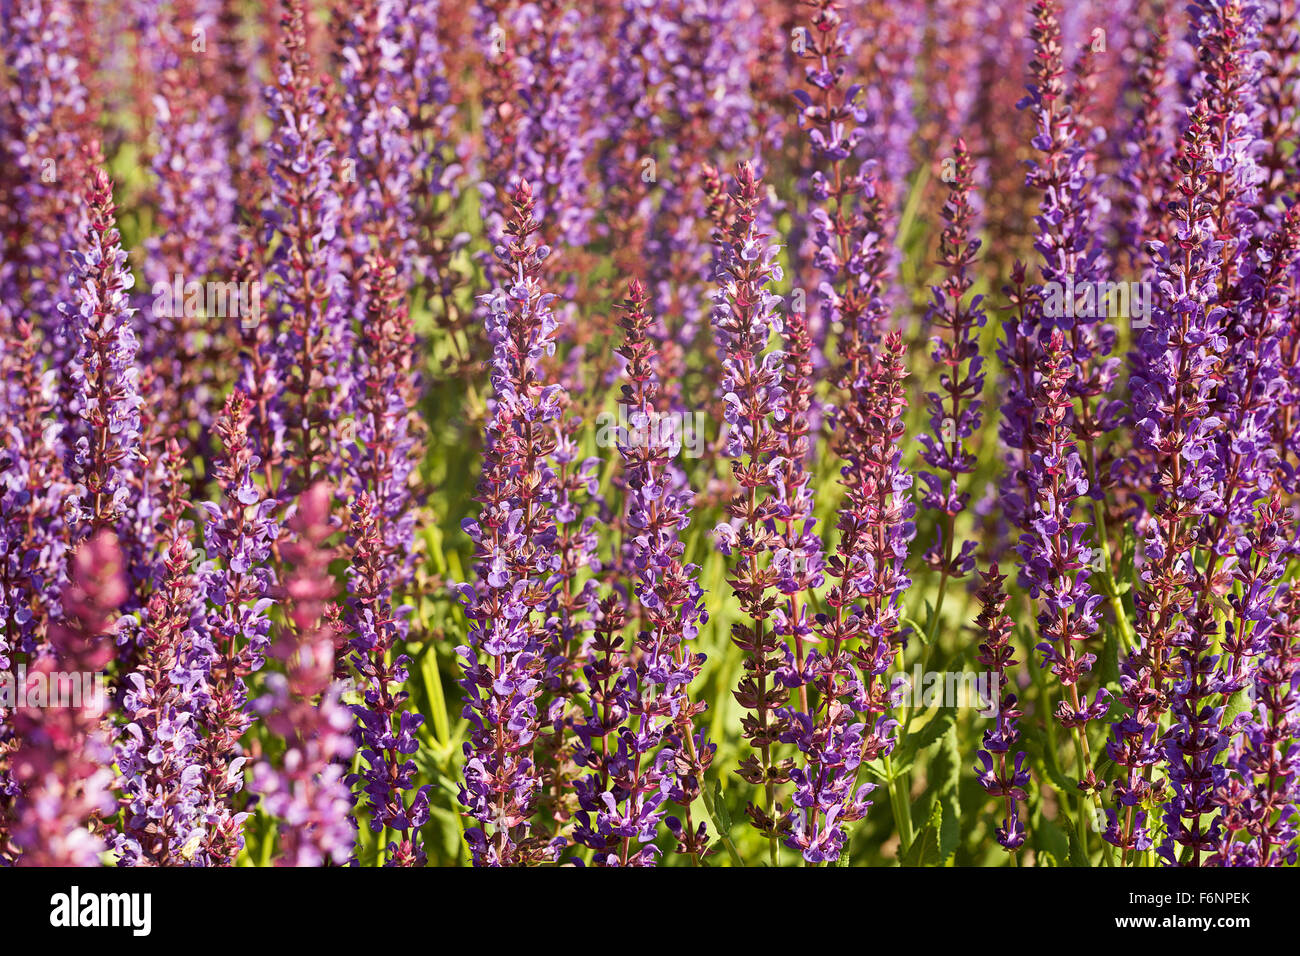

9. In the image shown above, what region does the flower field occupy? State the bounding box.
[1,0,1299,870]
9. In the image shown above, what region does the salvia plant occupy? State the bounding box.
[0,0,1299,871]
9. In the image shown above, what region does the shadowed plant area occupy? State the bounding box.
[0,0,1298,870]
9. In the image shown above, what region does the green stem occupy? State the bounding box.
[885,756,915,859]
[690,743,745,867]
[1084,445,1135,653]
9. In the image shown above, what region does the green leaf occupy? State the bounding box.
[900,708,956,760]
[861,757,895,783]
[1020,723,1076,796]
[933,725,962,864]
[1035,818,1071,866]
[901,800,943,866]
[712,781,732,832]
[902,615,929,645]
[834,831,854,866]
[1068,819,1090,867]
[1223,686,1254,727]
[1118,530,1138,596]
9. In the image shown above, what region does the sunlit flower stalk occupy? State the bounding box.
[709,161,790,863]
[454,180,566,866]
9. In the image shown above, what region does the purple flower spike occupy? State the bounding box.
[456,180,567,867]
[570,281,712,865]
[973,567,1028,853]
[708,161,794,856]
[345,492,431,866]
[1016,331,1108,785]
[918,139,985,583]
[114,446,211,866]
[196,392,282,864]
[61,151,143,539]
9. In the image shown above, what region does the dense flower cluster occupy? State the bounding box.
[973,567,1028,851]
[2,0,1300,871]
[454,180,567,866]
[570,281,712,865]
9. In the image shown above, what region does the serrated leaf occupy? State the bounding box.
[934,725,961,863]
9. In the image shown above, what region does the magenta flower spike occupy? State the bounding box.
[8,531,124,866]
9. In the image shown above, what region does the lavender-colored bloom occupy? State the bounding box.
[335,0,418,276]
[923,1,991,153]
[0,312,71,659]
[345,492,431,866]
[1211,537,1300,866]
[769,306,824,723]
[597,0,759,400]
[1021,0,1120,444]
[455,180,566,867]
[1,0,90,372]
[343,254,421,596]
[787,330,914,863]
[114,517,211,866]
[571,281,711,865]
[263,0,348,494]
[708,161,792,856]
[404,0,463,298]
[138,0,239,428]
[196,392,281,863]
[1000,0,1117,550]
[849,0,920,241]
[60,158,143,539]
[1197,0,1282,557]
[1158,605,1234,865]
[710,167,786,463]
[472,0,598,252]
[918,140,984,582]
[1112,0,1177,272]
[973,567,1029,852]
[793,0,892,356]
[1175,500,1292,867]
[1016,333,1108,747]
[1108,100,1229,857]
